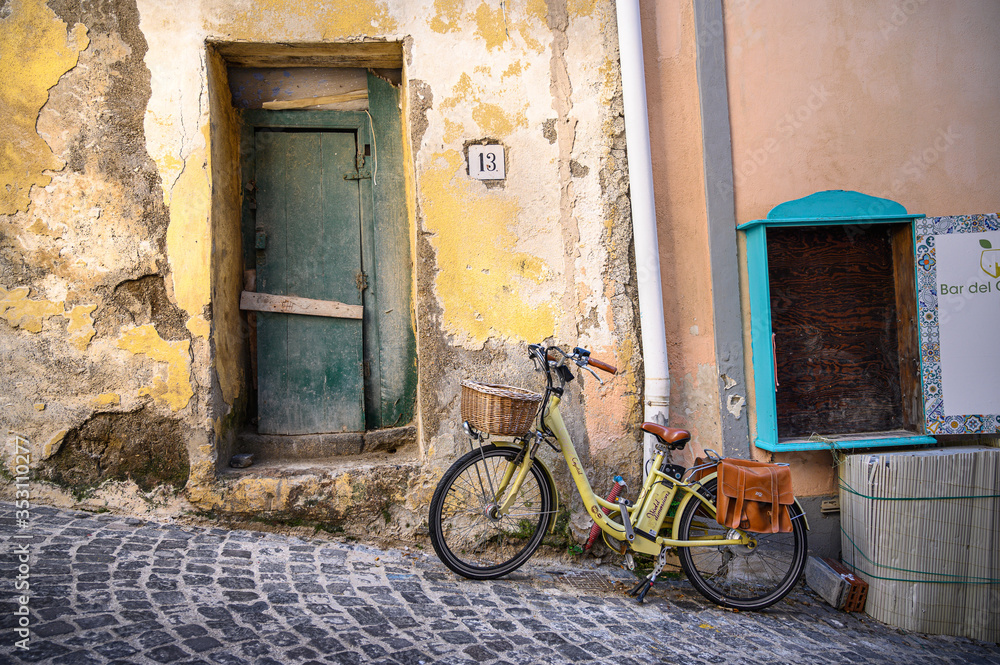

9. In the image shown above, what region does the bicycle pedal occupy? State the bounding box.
[623,552,634,571]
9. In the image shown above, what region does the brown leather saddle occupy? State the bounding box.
[640,422,690,450]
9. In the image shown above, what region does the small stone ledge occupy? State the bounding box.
[219,446,421,479]
[236,425,417,462]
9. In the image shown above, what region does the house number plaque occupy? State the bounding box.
[468,145,505,180]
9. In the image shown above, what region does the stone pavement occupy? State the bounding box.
[1,503,997,665]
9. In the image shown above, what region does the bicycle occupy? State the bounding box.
[428,343,809,610]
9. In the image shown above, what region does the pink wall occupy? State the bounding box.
[641,0,723,461]
[724,0,1000,493]
[724,0,1000,221]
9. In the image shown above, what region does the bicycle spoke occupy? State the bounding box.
[678,478,807,609]
[430,446,554,580]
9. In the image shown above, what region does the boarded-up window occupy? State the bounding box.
[766,224,921,440]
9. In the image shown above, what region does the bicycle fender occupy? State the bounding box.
[673,471,810,533]
[494,444,560,534]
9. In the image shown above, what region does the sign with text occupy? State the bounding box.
[468,144,505,180]
[915,214,1000,435]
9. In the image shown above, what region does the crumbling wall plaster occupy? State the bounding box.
[0,0,88,216]
[3,0,644,533]
[405,0,645,531]
[1,0,198,501]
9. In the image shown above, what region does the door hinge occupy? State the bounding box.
[246,180,258,209]
[344,167,372,180]
[356,271,368,291]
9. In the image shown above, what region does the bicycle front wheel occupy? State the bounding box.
[429,444,554,580]
[678,478,807,610]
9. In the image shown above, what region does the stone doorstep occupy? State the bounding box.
[220,445,421,480]
[212,448,421,519]
[235,425,417,462]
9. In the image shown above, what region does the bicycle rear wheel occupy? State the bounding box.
[678,478,807,610]
[429,444,554,580]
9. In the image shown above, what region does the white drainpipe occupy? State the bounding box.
[615,0,671,472]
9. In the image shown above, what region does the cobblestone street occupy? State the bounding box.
[1,503,997,664]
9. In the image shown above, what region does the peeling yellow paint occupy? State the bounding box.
[0,287,100,349]
[151,143,184,208]
[186,314,210,340]
[442,118,464,143]
[117,324,193,412]
[27,218,59,237]
[0,286,64,333]
[501,61,524,80]
[441,74,527,138]
[429,0,463,33]
[440,73,473,110]
[568,0,598,18]
[66,304,97,351]
[420,151,554,343]
[92,393,121,408]
[42,429,68,460]
[225,0,398,39]
[334,473,355,504]
[474,2,507,50]
[472,102,526,138]
[0,0,89,215]
[526,0,548,24]
[166,142,211,322]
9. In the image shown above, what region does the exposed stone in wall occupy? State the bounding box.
[97,274,189,342]
[0,0,197,497]
[40,406,189,492]
[203,462,419,533]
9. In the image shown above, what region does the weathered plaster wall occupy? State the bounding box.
[640,0,722,465]
[2,0,643,536]
[724,0,1000,495]
[1,0,200,502]
[205,46,245,476]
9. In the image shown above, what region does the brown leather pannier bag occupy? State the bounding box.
[716,458,793,533]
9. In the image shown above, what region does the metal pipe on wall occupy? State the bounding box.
[615,0,671,471]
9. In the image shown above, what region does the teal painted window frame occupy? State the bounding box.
[737,190,936,452]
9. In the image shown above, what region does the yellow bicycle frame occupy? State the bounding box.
[491,394,754,556]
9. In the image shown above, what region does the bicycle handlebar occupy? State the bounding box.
[587,357,617,375]
[543,347,617,375]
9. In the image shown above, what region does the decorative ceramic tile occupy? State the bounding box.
[916,214,1000,435]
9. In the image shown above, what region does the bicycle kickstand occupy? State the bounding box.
[627,548,668,604]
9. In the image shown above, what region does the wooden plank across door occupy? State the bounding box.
[240,291,362,319]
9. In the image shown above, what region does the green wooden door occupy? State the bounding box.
[254,129,365,434]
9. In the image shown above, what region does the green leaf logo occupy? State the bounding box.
[981,239,993,249]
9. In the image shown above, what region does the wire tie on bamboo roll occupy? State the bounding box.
[839,526,1000,584]
[838,481,1000,501]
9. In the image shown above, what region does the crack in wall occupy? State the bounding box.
[546,0,582,338]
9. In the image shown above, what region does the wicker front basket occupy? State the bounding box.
[461,380,542,437]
